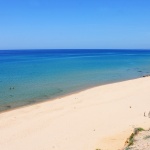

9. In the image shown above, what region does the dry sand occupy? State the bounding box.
[0,77,150,150]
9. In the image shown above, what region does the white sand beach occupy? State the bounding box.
[0,77,150,150]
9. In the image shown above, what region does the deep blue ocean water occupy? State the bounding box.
[0,49,150,112]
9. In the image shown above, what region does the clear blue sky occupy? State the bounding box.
[0,0,150,49]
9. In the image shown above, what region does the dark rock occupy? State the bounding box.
[6,105,11,108]
[143,75,150,77]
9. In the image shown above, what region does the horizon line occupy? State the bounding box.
[0,48,150,51]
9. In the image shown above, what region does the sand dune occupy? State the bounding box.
[0,77,150,150]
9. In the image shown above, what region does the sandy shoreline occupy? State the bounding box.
[0,78,139,114]
[0,77,150,150]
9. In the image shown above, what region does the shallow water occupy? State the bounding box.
[0,49,150,112]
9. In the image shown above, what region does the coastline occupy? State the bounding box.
[0,76,141,114]
[0,77,150,150]
[1,49,150,113]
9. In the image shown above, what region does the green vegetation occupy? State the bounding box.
[125,147,131,150]
[125,127,145,147]
[128,133,134,146]
[136,127,145,132]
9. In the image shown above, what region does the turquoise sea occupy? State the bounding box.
[0,49,150,112]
